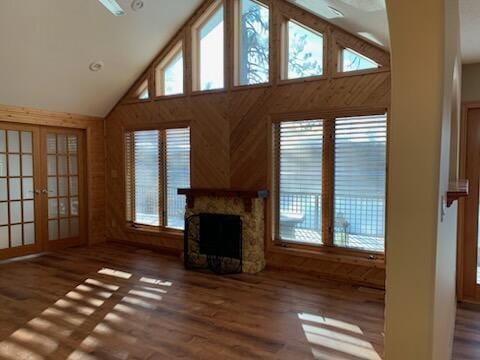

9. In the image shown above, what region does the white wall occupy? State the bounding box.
[384,0,460,358]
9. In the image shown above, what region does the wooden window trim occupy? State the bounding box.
[270,108,388,260]
[337,46,381,75]
[191,0,225,92]
[124,125,191,235]
[155,41,184,97]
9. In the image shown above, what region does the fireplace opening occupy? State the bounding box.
[184,213,243,274]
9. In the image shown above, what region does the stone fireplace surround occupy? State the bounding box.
[178,189,268,274]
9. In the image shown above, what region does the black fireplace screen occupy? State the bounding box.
[184,213,243,274]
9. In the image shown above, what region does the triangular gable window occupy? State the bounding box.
[341,48,379,73]
[155,41,184,96]
[135,80,149,100]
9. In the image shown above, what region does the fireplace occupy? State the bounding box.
[178,188,268,274]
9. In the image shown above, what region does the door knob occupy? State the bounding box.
[42,189,49,195]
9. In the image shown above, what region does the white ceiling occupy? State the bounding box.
[0,0,201,117]
[460,0,480,64]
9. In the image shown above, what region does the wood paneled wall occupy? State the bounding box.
[105,0,390,287]
[0,104,106,244]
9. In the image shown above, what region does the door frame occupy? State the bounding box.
[458,102,480,302]
[0,122,88,260]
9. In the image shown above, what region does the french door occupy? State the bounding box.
[0,123,86,259]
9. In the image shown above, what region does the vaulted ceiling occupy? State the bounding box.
[0,0,478,117]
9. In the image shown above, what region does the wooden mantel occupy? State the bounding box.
[178,188,269,213]
[446,180,469,208]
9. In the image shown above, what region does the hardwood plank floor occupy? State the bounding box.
[0,242,476,359]
[0,243,385,359]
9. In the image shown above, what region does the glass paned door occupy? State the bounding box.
[41,129,85,249]
[0,124,41,258]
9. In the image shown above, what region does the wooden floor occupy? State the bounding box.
[0,243,475,359]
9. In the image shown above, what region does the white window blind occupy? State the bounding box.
[278,120,323,244]
[166,128,190,230]
[334,114,387,252]
[132,130,160,226]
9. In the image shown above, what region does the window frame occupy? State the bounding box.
[280,17,327,83]
[155,41,185,98]
[270,109,388,260]
[191,0,226,93]
[233,0,272,88]
[124,122,191,236]
[133,79,150,101]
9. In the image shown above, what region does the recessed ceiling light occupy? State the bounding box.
[97,0,125,16]
[131,0,144,11]
[89,61,104,72]
[327,6,344,18]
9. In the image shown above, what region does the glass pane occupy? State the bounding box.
[238,0,269,85]
[70,197,79,216]
[23,200,34,222]
[68,136,77,153]
[0,203,8,225]
[48,220,58,241]
[287,21,323,79]
[7,131,20,153]
[0,130,5,152]
[0,226,8,249]
[58,177,68,197]
[0,179,6,201]
[70,217,79,237]
[334,114,387,252]
[24,223,35,245]
[199,5,224,90]
[48,155,57,176]
[133,131,159,226]
[8,154,20,176]
[48,199,58,218]
[0,154,6,176]
[57,135,67,154]
[47,134,57,154]
[58,156,67,176]
[11,224,22,247]
[69,156,78,175]
[69,176,78,196]
[342,48,378,72]
[48,177,57,197]
[9,178,21,200]
[10,201,21,223]
[22,154,33,176]
[21,132,32,153]
[60,218,69,239]
[166,128,190,229]
[59,198,68,217]
[278,120,323,244]
[22,178,34,199]
[164,49,184,96]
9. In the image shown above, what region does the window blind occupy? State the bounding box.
[165,128,190,230]
[278,120,323,244]
[333,114,387,252]
[133,130,160,226]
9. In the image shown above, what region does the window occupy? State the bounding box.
[125,127,190,230]
[156,42,184,96]
[334,115,386,252]
[274,114,387,253]
[235,0,269,85]
[284,20,323,79]
[135,80,149,100]
[193,1,224,91]
[276,120,323,244]
[341,48,379,73]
